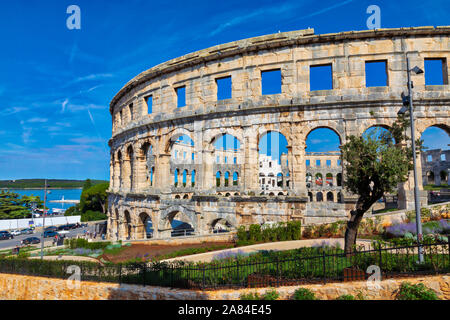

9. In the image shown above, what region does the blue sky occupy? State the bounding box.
[0,0,448,180]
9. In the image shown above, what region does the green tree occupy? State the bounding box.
[82,179,93,192]
[0,191,42,219]
[79,182,109,214]
[341,115,418,253]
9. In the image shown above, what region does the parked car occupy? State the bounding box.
[43,230,59,238]
[21,237,40,245]
[44,226,58,232]
[20,228,34,235]
[0,231,14,240]
[10,230,22,236]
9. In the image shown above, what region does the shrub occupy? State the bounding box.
[261,289,279,300]
[240,289,279,300]
[81,210,107,222]
[249,224,262,242]
[396,282,440,300]
[237,226,248,242]
[293,288,316,300]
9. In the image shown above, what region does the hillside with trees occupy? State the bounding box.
[0,179,108,189]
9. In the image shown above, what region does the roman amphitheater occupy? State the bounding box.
[107,26,450,240]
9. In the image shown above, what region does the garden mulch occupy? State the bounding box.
[99,241,235,263]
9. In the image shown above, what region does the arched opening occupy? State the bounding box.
[124,210,132,240]
[305,127,342,191]
[117,151,122,190]
[211,218,232,234]
[182,169,188,187]
[233,172,239,186]
[168,211,195,237]
[216,171,221,187]
[139,212,153,239]
[421,125,450,189]
[316,192,323,202]
[190,170,195,187]
[174,168,179,187]
[337,192,342,203]
[277,173,283,187]
[336,173,342,187]
[213,134,241,162]
[326,173,333,186]
[315,173,323,186]
[440,170,448,184]
[306,173,312,188]
[427,171,435,184]
[308,192,313,202]
[183,194,189,199]
[224,172,230,187]
[362,126,395,144]
[225,192,231,197]
[258,131,289,194]
[125,146,134,192]
[170,134,194,163]
[326,191,334,202]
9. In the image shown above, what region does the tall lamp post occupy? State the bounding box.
[40,179,48,260]
[398,56,424,263]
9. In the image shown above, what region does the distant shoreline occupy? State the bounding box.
[0,187,83,190]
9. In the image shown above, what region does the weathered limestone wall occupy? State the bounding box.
[107,26,450,241]
[0,273,447,300]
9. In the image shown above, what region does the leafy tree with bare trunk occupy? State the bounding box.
[340,115,419,254]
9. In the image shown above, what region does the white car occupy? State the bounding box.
[10,230,22,236]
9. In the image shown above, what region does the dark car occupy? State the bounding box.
[0,231,14,240]
[43,231,59,238]
[57,224,70,231]
[44,226,58,232]
[21,237,40,245]
[20,228,34,235]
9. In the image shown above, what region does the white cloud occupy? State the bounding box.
[27,117,48,123]
[4,107,29,116]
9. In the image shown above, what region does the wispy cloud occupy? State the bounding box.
[27,117,48,123]
[4,107,29,116]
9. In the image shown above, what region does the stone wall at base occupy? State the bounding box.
[0,273,448,300]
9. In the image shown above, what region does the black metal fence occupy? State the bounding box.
[0,241,448,290]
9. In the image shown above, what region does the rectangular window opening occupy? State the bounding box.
[310,64,333,91]
[365,60,388,87]
[261,69,282,95]
[216,76,232,100]
[129,103,134,121]
[425,58,448,85]
[145,95,153,114]
[176,86,186,108]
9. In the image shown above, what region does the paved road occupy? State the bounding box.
[0,225,97,250]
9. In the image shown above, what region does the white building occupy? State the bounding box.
[258,154,284,194]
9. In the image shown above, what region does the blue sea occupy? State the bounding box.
[6,189,82,212]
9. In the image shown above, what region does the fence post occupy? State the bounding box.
[119,264,122,284]
[142,264,146,286]
[236,260,240,287]
[378,244,383,272]
[202,265,206,290]
[276,257,280,287]
[322,251,326,284]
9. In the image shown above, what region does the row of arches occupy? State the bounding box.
[111,123,450,195]
[308,191,342,203]
[109,207,235,240]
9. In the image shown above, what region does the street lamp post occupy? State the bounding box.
[399,57,424,263]
[40,179,48,260]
